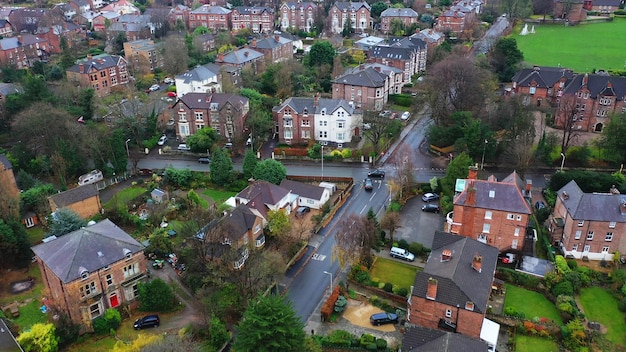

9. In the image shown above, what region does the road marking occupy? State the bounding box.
[369,193,376,202]
[360,205,367,214]
[312,254,326,261]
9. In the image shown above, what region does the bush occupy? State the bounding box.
[552,281,574,297]
[360,333,375,346]
[138,278,177,312]
[321,286,341,321]
[321,329,354,348]
[409,242,424,256]
[567,259,578,270]
[504,306,525,319]
[376,338,387,349]
[383,282,393,292]
[619,298,626,312]
[394,287,408,297]
[92,309,121,335]
[397,239,409,249]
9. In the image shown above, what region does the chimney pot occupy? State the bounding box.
[468,165,478,180]
[472,254,482,273]
[275,34,280,42]
[426,277,438,300]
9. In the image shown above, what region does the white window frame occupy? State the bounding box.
[445,309,452,318]
[516,215,522,221]
[575,230,582,240]
[572,244,578,251]
[123,263,139,279]
[602,246,610,253]
[477,234,487,243]
[482,223,490,233]
[511,239,518,249]
[587,231,594,241]
[583,245,590,252]
[514,228,520,237]
[605,232,613,241]
[578,220,584,227]
[484,211,492,220]
[609,221,616,228]
[507,214,514,220]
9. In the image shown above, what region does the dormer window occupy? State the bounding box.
[222,238,232,246]
[79,267,89,280]
[123,248,132,260]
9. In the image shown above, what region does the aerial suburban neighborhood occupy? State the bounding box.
[1,0,626,351]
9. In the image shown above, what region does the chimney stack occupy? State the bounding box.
[274,34,280,42]
[252,39,257,47]
[472,254,482,273]
[466,180,476,205]
[217,53,224,62]
[426,277,438,300]
[87,54,92,61]
[313,92,320,107]
[468,165,478,180]
[526,180,532,193]
[79,63,84,72]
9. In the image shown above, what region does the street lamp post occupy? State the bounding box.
[125,139,131,158]
[323,270,333,295]
[321,145,324,180]
[480,139,488,170]
[560,153,566,172]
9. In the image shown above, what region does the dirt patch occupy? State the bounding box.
[342,299,397,333]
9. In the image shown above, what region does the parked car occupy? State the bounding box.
[370,312,398,326]
[364,178,373,191]
[134,315,160,329]
[198,157,211,164]
[163,77,174,84]
[421,204,441,213]
[167,91,177,97]
[379,110,391,118]
[157,135,167,146]
[296,206,311,217]
[149,84,160,92]
[389,112,398,119]
[138,168,153,176]
[177,144,190,151]
[422,193,440,202]
[535,201,546,210]
[367,169,385,178]
[389,246,415,261]
[401,111,410,120]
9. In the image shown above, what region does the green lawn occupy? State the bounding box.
[103,186,148,211]
[26,227,46,245]
[516,335,559,352]
[579,287,626,345]
[370,257,420,289]
[512,18,626,72]
[10,300,49,331]
[504,284,562,324]
[201,189,236,204]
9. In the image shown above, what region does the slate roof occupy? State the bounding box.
[454,172,532,214]
[389,36,427,50]
[176,65,219,83]
[415,29,445,44]
[0,34,47,51]
[0,19,12,28]
[220,48,264,65]
[511,66,575,88]
[0,154,12,170]
[190,5,231,15]
[558,180,626,222]
[254,35,292,49]
[345,62,402,76]
[0,83,21,97]
[369,45,413,60]
[592,0,621,6]
[177,93,248,111]
[49,184,99,207]
[333,1,371,11]
[31,219,143,283]
[333,66,386,88]
[280,179,326,200]
[67,54,125,73]
[233,6,273,14]
[563,73,626,99]
[401,326,488,352]
[412,231,498,314]
[0,318,22,352]
[237,180,290,208]
[282,1,316,9]
[380,8,419,17]
[275,97,357,115]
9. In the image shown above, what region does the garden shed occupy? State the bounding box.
[151,188,168,204]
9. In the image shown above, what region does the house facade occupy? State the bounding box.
[368,36,427,83]
[332,64,395,110]
[172,92,249,142]
[380,8,419,34]
[48,184,102,220]
[554,0,587,22]
[174,63,222,97]
[329,2,371,34]
[216,47,265,74]
[188,5,231,30]
[273,94,362,146]
[549,180,626,261]
[231,6,274,33]
[407,231,498,339]
[123,39,163,73]
[31,219,147,331]
[66,54,130,96]
[236,180,297,218]
[279,1,317,32]
[449,167,532,253]
[280,179,331,209]
[0,34,50,69]
[251,34,293,63]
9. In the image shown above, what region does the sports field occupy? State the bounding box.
[511,18,626,73]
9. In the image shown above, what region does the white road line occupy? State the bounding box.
[360,205,367,214]
[369,193,376,202]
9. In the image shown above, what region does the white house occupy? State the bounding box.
[174,63,222,97]
[280,179,331,209]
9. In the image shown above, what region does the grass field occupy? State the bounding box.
[516,335,559,352]
[579,287,626,345]
[201,189,236,204]
[512,18,626,73]
[103,186,148,211]
[504,284,563,324]
[369,257,420,290]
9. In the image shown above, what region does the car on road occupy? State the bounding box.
[367,169,385,178]
[134,315,160,329]
[296,206,311,217]
[149,84,160,92]
[421,204,441,213]
[422,193,440,202]
[401,111,410,120]
[370,312,398,326]
[157,135,167,146]
[364,178,374,191]
[198,157,211,164]
[177,144,190,151]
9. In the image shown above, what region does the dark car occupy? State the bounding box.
[364,178,374,191]
[421,204,441,213]
[134,315,160,329]
[422,193,440,202]
[198,157,211,164]
[535,201,546,210]
[138,168,153,176]
[296,206,311,217]
[367,169,386,178]
[369,312,398,326]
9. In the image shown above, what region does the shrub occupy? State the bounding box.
[321,286,341,321]
[383,282,393,292]
[321,330,354,347]
[376,338,387,349]
[409,242,424,256]
[398,239,409,249]
[619,298,626,312]
[566,259,578,270]
[394,287,408,297]
[552,281,574,297]
[504,306,525,319]
[138,278,177,312]
[360,333,375,346]
[92,309,121,335]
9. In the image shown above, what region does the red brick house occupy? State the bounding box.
[329,2,371,34]
[231,6,274,33]
[189,5,231,30]
[407,231,498,339]
[279,1,318,32]
[172,92,249,142]
[66,54,130,96]
[251,34,293,63]
[510,66,575,107]
[216,47,265,75]
[449,167,532,253]
[48,184,102,220]
[31,219,148,332]
[332,64,394,110]
[168,4,190,28]
[589,0,622,15]
[380,8,419,34]
[368,36,427,83]
[0,19,13,37]
[554,0,587,23]
[549,181,626,261]
[434,9,466,33]
[0,34,51,69]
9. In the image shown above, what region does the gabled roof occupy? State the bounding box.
[454,172,532,214]
[274,96,357,115]
[591,0,621,6]
[412,231,498,313]
[67,54,126,73]
[190,5,231,15]
[31,219,144,283]
[380,8,419,17]
[511,66,575,88]
[49,184,99,207]
[369,45,413,60]
[280,179,326,200]
[281,1,316,9]
[254,35,292,49]
[176,65,218,83]
[0,34,47,50]
[558,180,626,222]
[333,1,371,11]
[233,6,273,15]
[563,73,626,100]
[223,204,260,239]
[237,180,290,208]
[0,318,23,352]
[220,48,264,65]
[415,29,445,43]
[0,154,12,171]
[176,93,248,111]
[332,66,386,88]
[401,326,488,352]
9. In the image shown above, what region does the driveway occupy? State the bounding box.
[394,196,446,249]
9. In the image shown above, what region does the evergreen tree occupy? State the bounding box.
[242,149,258,179]
[209,148,233,186]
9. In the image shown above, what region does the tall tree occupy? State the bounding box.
[599,113,626,165]
[252,159,287,185]
[266,209,291,238]
[489,37,524,82]
[333,214,377,269]
[162,34,189,75]
[371,1,388,18]
[305,41,335,67]
[441,152,473,196]
[233,294,305,352]
[0,219,32,269]
[59,37,75,70]
[380,212,401,244]
[48,208,88,237]
[242,149,258,179]
[209,148,233,185]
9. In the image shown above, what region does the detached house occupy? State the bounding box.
[407,231,498,340]
[172,92,249,142]
[251,33,293,63]
[549,180,626,261]
[174,63,222,97]
[380,8,419,34]
[48,184,102,220]
[66,54,130,96]
[329,2,371,34]
[123,39,163,73]
[31,219,148,331]
[216,47,265,75]
[368,35,427,84]
[273,94,362,146]
[236,180,297,218]
[332,63,403,110]
[449,167,532,253]
[0,34,50,69]
[280,179,331,209]
[279,1,317,32]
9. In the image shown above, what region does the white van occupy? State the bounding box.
[390,247,415,262]
[78,170,103,186]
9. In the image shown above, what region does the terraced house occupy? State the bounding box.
[279,1,317,32]
[231,6,274,33]
[188,5,231,30]
[329,1,371,34]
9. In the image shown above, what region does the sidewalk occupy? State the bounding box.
[379,104,431,166]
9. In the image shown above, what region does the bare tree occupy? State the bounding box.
[380,212,401,244]
[333,214,377,270]
[556,96,582,154]
[533,0,554,20]
[362,110,389,164]
[390,145,416,200]
[162,34,189,75]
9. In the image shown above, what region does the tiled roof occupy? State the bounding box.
[67,54,125,73]
[190,5,231,15]
[31,219,143,283]
[380,8,418,17]
[454,172,532,214]
[237,180,290,208]
[49,184,99,207]
[176,65,219,83]
[558,180,626,222]
[233,6,273,14]
[0,154,12,170]
[369,45,413,60]
[280,179,326,200]
[592,0,621,5]
[254,35,292,49]
[0,34,46,50]
[275,97,356,115]
[563,73,626,99]
[282,1,316,9]
[511,66,575,88]
[177,93,248,111]
[401,326,488,352]
[333,1,371,11]
[412,231,498,313]
[332,66,386,88]
[220,48,264,65]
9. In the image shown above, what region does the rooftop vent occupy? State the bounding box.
[441,249,452,262]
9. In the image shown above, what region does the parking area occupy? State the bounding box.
[394,196,446,249]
